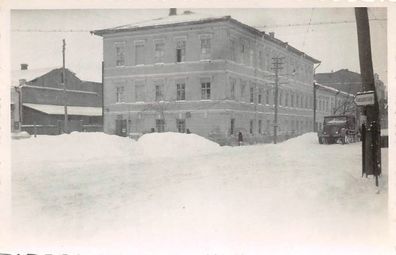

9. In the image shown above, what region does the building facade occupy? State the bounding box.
[11,65,103,135]
[93,11,323,144]
[315,69,387,128]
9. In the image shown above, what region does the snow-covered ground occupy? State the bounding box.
[9,132,390,255]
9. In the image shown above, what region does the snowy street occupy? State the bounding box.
[10,132,389,255]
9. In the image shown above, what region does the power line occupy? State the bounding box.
[256,18,386,29]
[11,18,386,33]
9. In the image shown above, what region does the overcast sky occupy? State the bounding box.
[11,8,387,85]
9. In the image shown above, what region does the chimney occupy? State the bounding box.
[169,8,177,16]
[20,63,28,70]
[269,32,275,38]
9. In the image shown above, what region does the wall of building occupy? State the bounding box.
[101,17,322,143]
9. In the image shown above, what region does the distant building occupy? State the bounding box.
[94,10,371,144]
[315,69,387,128]
[11,64,103,135]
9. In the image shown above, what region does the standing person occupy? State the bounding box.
[238,131,243,146]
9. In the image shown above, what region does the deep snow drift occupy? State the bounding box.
[8,132,390,255]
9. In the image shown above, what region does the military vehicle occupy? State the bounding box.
[318,115,359,144]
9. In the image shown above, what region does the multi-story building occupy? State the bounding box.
[315,69,387,128]
[11,64,103,135]
[93,10,322,144]
[313,82,356,131]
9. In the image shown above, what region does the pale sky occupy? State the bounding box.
[11,8,387,85]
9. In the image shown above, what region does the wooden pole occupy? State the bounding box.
[355,7,381,186]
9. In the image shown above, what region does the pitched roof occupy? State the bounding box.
[92,12,320,64]
[315,69,363,95]
[11,67,55,87]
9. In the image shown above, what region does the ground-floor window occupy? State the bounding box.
[258,120,262,134]
[176,119,186,133]
[230,118,235,135]
[156,119,165,132]
[249,120,254,134]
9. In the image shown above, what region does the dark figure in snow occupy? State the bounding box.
[150,128,155,133]
[186,129,191,134]
[238,131,243,146]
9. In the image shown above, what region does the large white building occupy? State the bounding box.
[93,10,351,144]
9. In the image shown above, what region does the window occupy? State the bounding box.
[116,86,124,103]
[115,44,125,66]
[135,43,145,65]
[154,81,164,101]
[240,81,246,101]
[249,49,254,66]
[176,40,186,62]
[154,41,165,63]
[230,78,236,99]
[258,51,263,69]
[135,82,145,101]
[258,120,262,134]
[296,95,299,108]
[230,118,235,135]
[200,36,211,59]
[176,81,186,101]
[258,88,263,104]
[230,40,236,61]
[266,120,271,133]
[285,92,289,107]
[291,93,294,107]
[266,89,270,104]
[279,90,283,106]
[250,86,254,103]
[156,119,165,132]
[201,78,211,99]
[176,119,186,133]
[250,120,254,134]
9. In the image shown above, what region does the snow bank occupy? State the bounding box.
[11,131,31,140]
[136,132,221,159]
[12,132,136,164]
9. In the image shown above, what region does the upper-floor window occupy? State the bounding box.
[154,81,164,101]
[135,41,145,65]
[285,92,289,107]
[200,36,211,59]
[258,51,264,69]
[230,78,236,99]
[115,43,125,67]
[116,86,124,103]
[240,80,246,101]
[230,40,236,61]
[249,49,254,66]
[279,90,283,106]
[176,40,186,62]
[265,89,270,104]
[201,78,211,99]
[291,93,294,107]
[258,88,263,104]
[135,81,145,102]
[154,41,165,63]
[176,80,186,100]
[250,86,254,103]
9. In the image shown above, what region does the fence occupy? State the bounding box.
[21,123,103,135]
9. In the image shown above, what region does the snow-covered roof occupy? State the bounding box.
[23,103,102,116]
[93,12,228,35]
[315,82,355,97]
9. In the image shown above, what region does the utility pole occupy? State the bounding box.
[355,7,381,186]
[271,57,284,144]
[313,82,317,132]
[62,39,68,133]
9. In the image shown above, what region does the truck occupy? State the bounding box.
[318,115,359,144]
